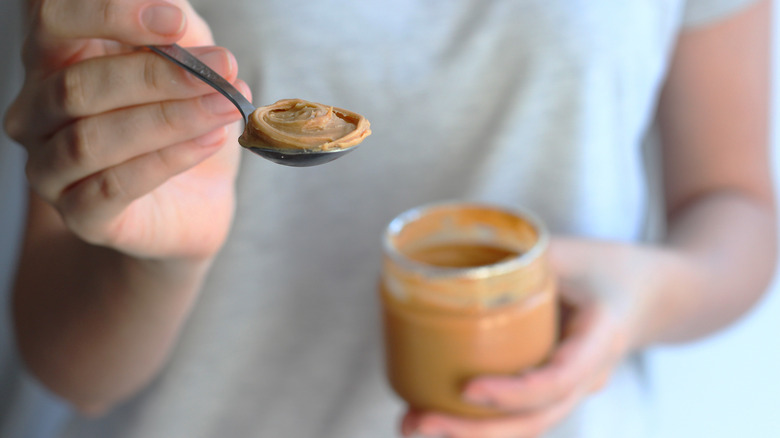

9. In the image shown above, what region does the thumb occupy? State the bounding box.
[27,0,189,66]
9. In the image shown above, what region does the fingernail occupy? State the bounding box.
[201,93,237,115]
[142,3,186,36]
[194,127,227,146]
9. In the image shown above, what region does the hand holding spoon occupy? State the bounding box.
[148,44,370,167]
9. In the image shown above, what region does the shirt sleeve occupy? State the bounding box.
[682,0,762,27]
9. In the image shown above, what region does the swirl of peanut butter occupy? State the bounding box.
[239,99,371,152]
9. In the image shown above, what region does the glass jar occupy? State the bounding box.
[381,202,558,418]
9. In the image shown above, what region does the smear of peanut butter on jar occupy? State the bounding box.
[238,99,371,152]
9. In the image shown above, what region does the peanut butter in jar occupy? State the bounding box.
[380,202,558,418]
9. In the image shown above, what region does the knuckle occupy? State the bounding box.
[36,0,60,32]
[100,0,123,29]
[58,170,126,236]
[154,101,188,133]
[142,54,163,92]
[2,103,25,143]
[57,67,89,116]
[61,120,99,168]
[94,169,128,204]
[11,123,59,201]
[151,147,179,174]
[35,0,126,41]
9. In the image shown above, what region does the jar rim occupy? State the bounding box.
[383,201,550,280]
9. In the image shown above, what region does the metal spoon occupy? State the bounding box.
[148,44,357,167]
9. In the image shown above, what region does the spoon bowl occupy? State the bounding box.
[245,146,357,166]
[148,44,359,167]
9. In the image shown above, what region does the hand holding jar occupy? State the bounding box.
[400,236,692,437]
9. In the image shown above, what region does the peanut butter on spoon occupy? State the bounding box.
[239,99,371,152]
[148,44,369,166]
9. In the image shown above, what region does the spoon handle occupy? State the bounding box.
[147,44,256,121]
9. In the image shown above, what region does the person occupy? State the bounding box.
[1,0,776,437]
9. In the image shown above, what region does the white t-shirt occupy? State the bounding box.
[0,0,760,437]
